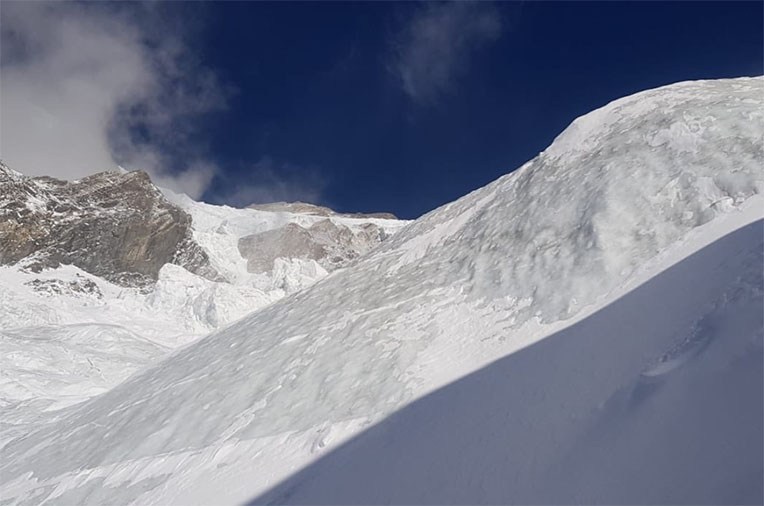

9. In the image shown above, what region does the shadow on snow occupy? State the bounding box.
[250,221,764,505]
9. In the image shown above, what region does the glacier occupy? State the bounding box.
[0,76,762,505]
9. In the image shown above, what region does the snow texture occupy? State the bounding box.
[255,220,764,505]
[0,192,406,420]
[0,76,762,505]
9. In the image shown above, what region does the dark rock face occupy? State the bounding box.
[0,162,221,286]
[238,218,389,274]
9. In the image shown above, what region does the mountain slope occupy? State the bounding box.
[0,165,405,423]
[255,219,763,505]
[0,76,762,505]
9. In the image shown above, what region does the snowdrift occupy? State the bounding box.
[1,76,762,505]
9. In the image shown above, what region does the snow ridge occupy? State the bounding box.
[383,76,763,323]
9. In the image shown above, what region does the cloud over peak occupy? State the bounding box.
[0,2,228,198]
[391,2,502,104]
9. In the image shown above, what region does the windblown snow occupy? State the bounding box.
[1,76,762,505]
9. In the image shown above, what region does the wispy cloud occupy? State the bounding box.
[391,2,502,104]
[0,2,229,198]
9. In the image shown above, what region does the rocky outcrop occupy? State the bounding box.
[25,275,103,299]
[0,162,221,286]
[238,218,389,274]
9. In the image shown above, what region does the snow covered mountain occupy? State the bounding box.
[0,164,405,420]
[1,76,762,505]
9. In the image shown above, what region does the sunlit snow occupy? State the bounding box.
[0,76,762,505]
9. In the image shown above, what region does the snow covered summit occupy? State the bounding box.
[1,76,762,505]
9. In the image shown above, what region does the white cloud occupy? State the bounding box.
[152,161,217,202]
[391,2,501,104]
[0,2,227,198]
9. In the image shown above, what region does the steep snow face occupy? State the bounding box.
[383,77,763,324]
[257,219,764,506]
[0,77,762,505]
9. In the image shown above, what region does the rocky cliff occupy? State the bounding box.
[238,218,390,274]
[0,162,221,286]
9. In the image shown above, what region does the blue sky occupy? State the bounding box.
[1,2,762,218]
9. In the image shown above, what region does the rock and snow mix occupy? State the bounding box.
[0,168,406,422]
[0,77,762,505]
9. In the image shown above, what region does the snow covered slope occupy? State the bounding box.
[1,76,762,505]
[257,218,764,505]
[0,170,406,421]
